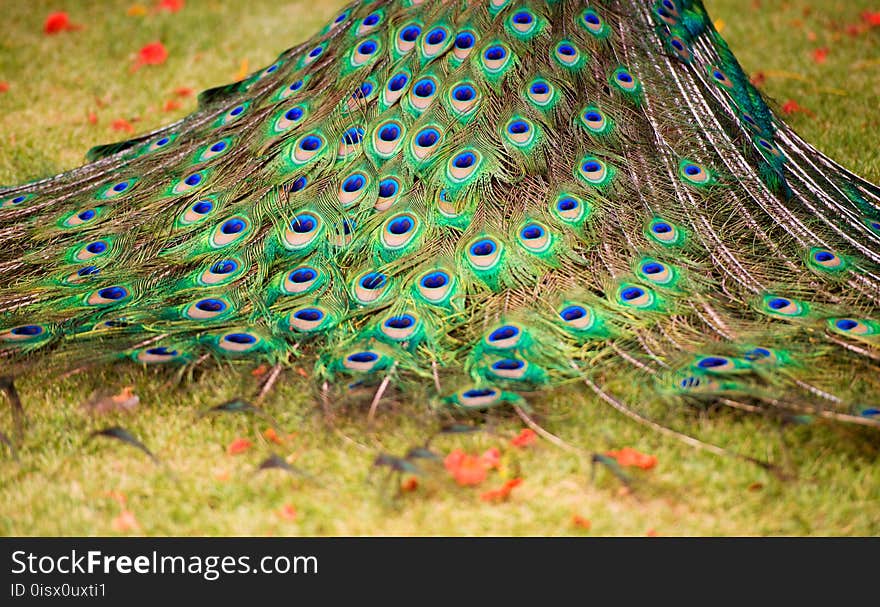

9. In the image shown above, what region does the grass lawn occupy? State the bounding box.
[0,0,878,536]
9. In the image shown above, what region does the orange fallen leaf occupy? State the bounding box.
[0,81,9,94]
[157,0,185,13]
[127,4,148,16]
[750,71,766,87]
[87,111,98,125]
[112,510,140,532]
[511,428,537,448]
[132,41,168,71]
[174,86,195,97]
[605,447,658,470]
[214,468,231,481]
[278,504,297,521]
[103,490,127,506]
[112,118,134,134]
[234,58,249,81]
[263,427,284,445]
[295,367,308,378]
[480,447,501,470]
[444,449,488,486]
[162,99,181,112]
[480,478,523,502]
[227,437,253,456]
[572,515,591,530]
[400,476,419,492]
[646,528,660,537]
[44,12,81,35]
[251,364,269,377]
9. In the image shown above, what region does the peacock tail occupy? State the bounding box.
[1,0,879,441]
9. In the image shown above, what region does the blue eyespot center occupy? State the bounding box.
[358,40,377,55]
[364,13,380,26]
[112,181,129,193]
[379,179,398,197]
[453,85,475,101]
[485,45,507,61]
[225,333,256,344]
[385,315,415,329]
[653,222,672,233]
[86,241,107,254]
[78,266,99,277]
[192,200,213,214]
[815,251,835,262]
[401,26,421,42]
[185,173,203,187]
[521,224,544,240]
[558,44,576,56]
[684,164,701,176]
[489,325,519,342]
[291,176,307,192]
[294,308,323,322]
[453,153,476,169]
[98,286,127,301]
[584,12,601,25]
[360,273,387,290]
[309,46,324,58]
[642,263,664,275]
[463,388,497,399]
[229,105,244,116]
[290,268,317,283]
[342,175,365,192]
[388,216,414,235]
[146,347,177,356]
[617,71,634,83]
[836,319,858,331]
[211,260,237,274]
[300,136,322,151]
[421,272,449,288]
[417,129,439,147]
[388,74,408,91]
[379,124,400,141]
[508,120,530,135]
[470,239,497,256]
[285,107,303,121]
[768,298,790,310]
[557,197,578,211]
[414,79,435,97]
[513,11,533,24]
[561,306,587,321]
[698,357,728,369]
[157,137,170,146]
[621,287,645,301]
[455,32,475,49]
[530,81,549,95]
[221,219,245,234]
[493,359,525,371]
[583,161,602,173]
[348,352,378,363]
[342,128,364,145]
[78,209,96,221]
[12,325,43,336]
[291,215,316,233]
[196,299,226,312]
[210,141,227,153]
[585,111,602,122]
[426,29,446,44]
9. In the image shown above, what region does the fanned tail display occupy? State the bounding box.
[2,0,879,440]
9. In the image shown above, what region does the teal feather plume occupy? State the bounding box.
[1,0,879,453]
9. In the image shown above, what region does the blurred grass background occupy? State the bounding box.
[0,0,878,536]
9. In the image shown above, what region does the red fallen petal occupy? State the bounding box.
[133,41,168,71]
[0,81,9,94]
[750,71,766,87]
[480,478,523,502]
[227,437,252,455]
[862,11,880,27]
[111,510,140,532]
[781,100,801,114]
[174,86,195,97]
[444,449,466,473]
[278,504,297,521]
[605,447,658,470]
[87,111,98,125]
[162,99,181,112]
[111,118,134,134]
[572,515,592,530]
[480,447,501,470]
[400,476,419,492]
[157,0,185,13]
[812,47,829,64]
[44,12,72,35]
[510,428,537,448]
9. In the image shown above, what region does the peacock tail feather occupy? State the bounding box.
[2,0,879,443]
